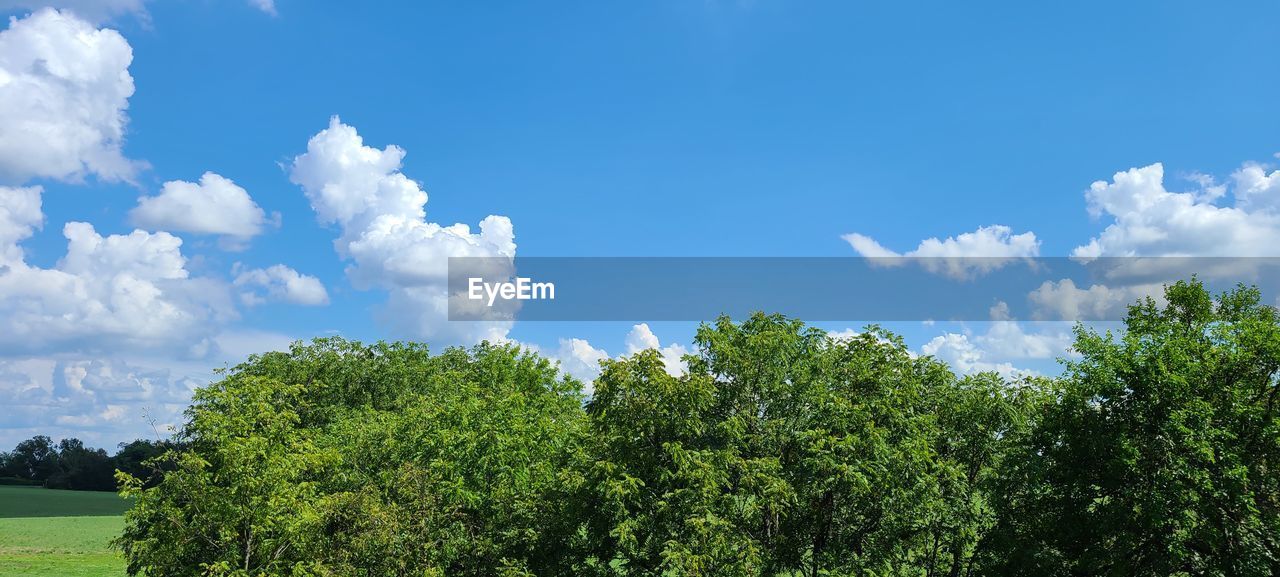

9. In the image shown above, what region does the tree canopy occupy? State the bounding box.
[115,279,1280,576]
[0,435,171,491]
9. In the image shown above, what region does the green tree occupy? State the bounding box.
[113,439,178,488]
[984,280,1280,576]
[113,287,1280,576]
[47,438,116,491]
[580,314,1023,576]
[925,373,1044,577]
[7,435,59,482]
[117,338,587,576]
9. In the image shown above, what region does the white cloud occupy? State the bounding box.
[0,356,202,449]
[624,323,689,376]
[0,185,42,264]
[0,9,142,184]
[233,264,329,307]
[826,328,864,341]
[1184,171,1227,203]
[919,306,1069,377]
[0,327,303,449]
[1233,160,1280,214]
[921,331,1037,379]
[539,324,689,395]
[131,172,272,249]
[553,338,610,386]
[973,320,1073,361]
[842,233,899,258]
[1028,279,1165,321]
[1073,162,1280,258]
[289,117,515,345]
[1028,158,1280,322]
[0,187,234,356]
[843,225,1039,279]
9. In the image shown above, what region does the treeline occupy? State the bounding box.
[116,280,1280,576]
[0,436,173,491]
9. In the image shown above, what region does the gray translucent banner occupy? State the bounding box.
[447,257,1280,321]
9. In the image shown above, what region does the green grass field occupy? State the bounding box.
[0,486,129,577]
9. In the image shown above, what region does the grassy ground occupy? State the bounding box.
[0,486,131,518]
[0,486,128,577]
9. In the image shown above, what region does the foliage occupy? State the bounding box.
[0,438,172,493]
[116,339,586,576]
[1,436,59,483]
[984,280,1280,576]
[108,279,1280,575]
[112,440,178,489]
[580,315,1037,576]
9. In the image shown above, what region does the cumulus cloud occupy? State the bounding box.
[233,264,329,307]
[1073,162,1280,258]
[0,185,42,264]
[0,187,233,356]
[1233,160,1280,214]
[843,224,1039,279]
[1020,158,1280,320]
[538,324,688,395]
[0,327,297,449]
[1028,279,1165,321]
[919,319,1069,379]
[0,356,203,449]
[921,333,1028,378]
[0,9,142,184]
[553,338,610,385]
[131,172,273,249]
[624,323,689,376]
[973,321,1073,362]
[289,117,515,344]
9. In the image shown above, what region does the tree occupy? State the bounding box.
[113,439,177,488]
[117,338,587,577]
[580,314,1025,576]
[114,282,1280,575]
[7,435,59,482]
[46,438,115,491]
[927,373,1044,577]
[0,451,15,479]
[117,375,335,576]
[984,280,1280,576]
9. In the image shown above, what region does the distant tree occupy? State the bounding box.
[983,280,1280,576]
[46,438,116,491]
[2,436,172,491]
[7,435,59,482]
[113,439,175,488]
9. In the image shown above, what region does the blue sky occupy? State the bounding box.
[2,0,1279,448]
